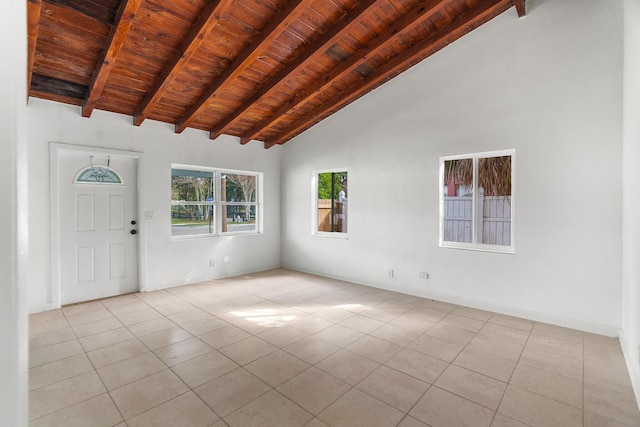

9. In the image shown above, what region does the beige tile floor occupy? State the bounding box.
[29,269,640,427]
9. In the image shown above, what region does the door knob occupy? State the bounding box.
[130,230,137,235]
[131,220,137,225]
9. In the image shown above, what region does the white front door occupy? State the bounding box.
[58,151,139,305]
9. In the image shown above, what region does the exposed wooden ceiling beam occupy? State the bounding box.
[513,0,526,17]
[265,0,512,148]
[174,0,312,134]
[133,0,224,126]
[209,0,381,141]
[27,0,43,95]
[82,0,142,118]
[240,0,445,145]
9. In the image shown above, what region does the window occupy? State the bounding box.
[313,170,348,236]
[75,165,122,184]
[222,173,258,233]
[171,165,261,238]
[171,168,215,237]
[439,150,514,253]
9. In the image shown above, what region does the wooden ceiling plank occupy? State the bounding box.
[38,3,112,39]
[174,0,314,134]
[266,0,512,147]
[209,0,381,141]
[30,89,84,106]
[132,0,225,126]
[31,73,88,100]
[82,0,143,118]
[241,0,446,144]
[46,0,118,25]
[513,0,526,17]
[27,0,43,94]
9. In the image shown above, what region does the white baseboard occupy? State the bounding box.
[620,331,640,413]
[143,264,282,293]
[282,265,621,337]
[29,302,55,314]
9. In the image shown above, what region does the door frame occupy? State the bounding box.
[50,142,147,309]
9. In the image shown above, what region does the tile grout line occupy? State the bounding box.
[32,302,128,424]
[115,290,252,425]
[29,271,637,427]
[86,294,196,425]
[88,295,168,426]
[166,280,317,426]
[488,319,535,427]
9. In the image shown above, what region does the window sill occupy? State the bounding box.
[172,231,262,241]
[440,242,514,254]
[312,232,349,239]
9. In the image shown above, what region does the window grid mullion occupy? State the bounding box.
[472,156,477,245]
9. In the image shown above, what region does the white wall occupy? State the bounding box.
[622,0,640,407]
[281,0,623,335]
[27,99,282,313]
[0,0,28,425]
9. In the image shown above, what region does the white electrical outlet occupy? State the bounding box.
[388,269,394,279]
[419,271,429,279]
[209,259,215,267]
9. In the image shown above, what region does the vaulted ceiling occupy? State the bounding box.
[27,0,525,148]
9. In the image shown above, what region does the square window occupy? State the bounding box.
[171,168,215,237]
[440,151,514,253]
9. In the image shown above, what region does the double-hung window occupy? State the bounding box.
[171,165,261,238]
[439,150,514,253]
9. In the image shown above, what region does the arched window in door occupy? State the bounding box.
[75,165,123,184]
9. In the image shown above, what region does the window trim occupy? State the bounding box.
[311,168,349,239]
[438,149,515,254]
[171,164,262,239]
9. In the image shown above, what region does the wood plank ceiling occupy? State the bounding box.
[27,0,525,148]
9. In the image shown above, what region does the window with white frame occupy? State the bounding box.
[222,173,258,233]
[171,165,260,238]
[171,168,215,237]
[439,150,514,252]
[313,170,348,236]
